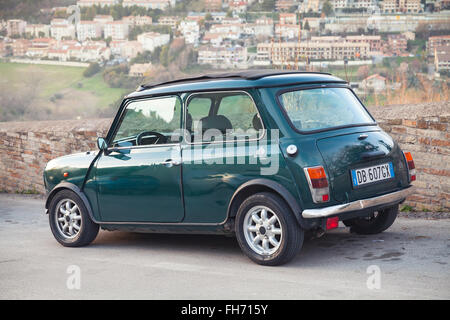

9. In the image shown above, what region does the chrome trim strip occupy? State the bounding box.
[302,186,415,218]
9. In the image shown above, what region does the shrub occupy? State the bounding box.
[83,62,101,78]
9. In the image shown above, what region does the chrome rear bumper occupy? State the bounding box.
[302,186,415,219]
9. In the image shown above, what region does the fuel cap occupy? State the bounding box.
[286,145,298,156]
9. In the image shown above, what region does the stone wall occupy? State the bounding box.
[367,102,449,211]
[0,101,449,211]
[0,119,112,194]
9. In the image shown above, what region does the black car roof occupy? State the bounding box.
[127,70,347,98]
[137,70,333,91]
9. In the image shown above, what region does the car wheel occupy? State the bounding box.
[235,192,304,266]
[48,189,99,247]
[348,205,399,235]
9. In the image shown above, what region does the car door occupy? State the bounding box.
[181,90,267,224]
[94,95,184,223]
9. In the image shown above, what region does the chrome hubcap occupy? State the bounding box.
[243,206,282,256]
[55,199,81,239]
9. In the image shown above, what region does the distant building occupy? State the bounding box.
[361,74,387,92]
[122,16,153,27]
[333,0,376,9]
[77,0,120,7]
[25,24,50,38]
[229,1,248,13]
[110,40,144,58]
[300,0,320,13]
[198,45,248,68]
[129,63,153,77]
[104,21,129,40]
[275,24,300,39]
[381,0,422,13]
[92,15,113,36]
[434,46,450,71]
[203,33,224,47]
[257,38,370,64]
[93,15,114,24]
[205,0,223,12]
[158,16,180,29]
[178,20,200,45]
[255,17,274,26]
[48,49,70,61]
[65,41,110,62]
[77,21,102,41]
[6,19,27,37]
[436,0,450,10]
[346,35,382,53]
[242,23,274,37]
[386,34,408,55]
[0,41,11,57]
[122,0,175,10]
[276,0,297,11]
[50,20,76,40]
[137,32,170,51]
[427,35,450,56]
[11,39,30,56]
[26,38,56,58]
[279,13,297,25]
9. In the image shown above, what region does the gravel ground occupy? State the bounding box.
[1,194,449,300]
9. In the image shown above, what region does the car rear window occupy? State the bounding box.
[278,87,375,132]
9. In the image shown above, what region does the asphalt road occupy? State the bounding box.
[0,194,449,300]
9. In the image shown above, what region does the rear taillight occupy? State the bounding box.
[304,166,330,203]
[403,152,416,182]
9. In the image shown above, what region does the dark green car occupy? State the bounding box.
[43,70,416,265]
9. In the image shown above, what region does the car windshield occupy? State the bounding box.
[278,87,375,132]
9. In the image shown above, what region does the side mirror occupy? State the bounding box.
[97,137,108,151]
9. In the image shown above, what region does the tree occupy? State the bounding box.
[303,20,310,31]
[159,45,169,67]
[85,6,96,20]
[261,0,276,11]
[322,0,334,17]
[83,62,101,78]
[357,65,370,80]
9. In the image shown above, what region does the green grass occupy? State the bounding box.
[70,73,129,108]
[401,205,414,212]
[0,61,128,119]
[0,62,84,98]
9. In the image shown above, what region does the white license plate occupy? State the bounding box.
[351,162,394,187]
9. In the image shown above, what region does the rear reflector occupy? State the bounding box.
[403,152,416,182]
[304,166,330,203]
[326,217,339,230]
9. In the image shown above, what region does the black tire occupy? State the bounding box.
[342,220,354,227]
[235,192,304,266]
[48,189,99,247]
[349,205,399,235]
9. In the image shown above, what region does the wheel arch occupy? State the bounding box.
[227,179,307,229]
[45,182,98,223]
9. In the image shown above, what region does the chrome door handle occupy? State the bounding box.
[161,159,181,166]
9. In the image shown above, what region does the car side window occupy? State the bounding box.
[186,92,263,143]
[217,94,262,135]
[112,96,182,147]
[186,97,211,133]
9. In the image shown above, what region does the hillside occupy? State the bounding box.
[0,62,128,121]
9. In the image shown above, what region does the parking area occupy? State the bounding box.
[0,194,449,299]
